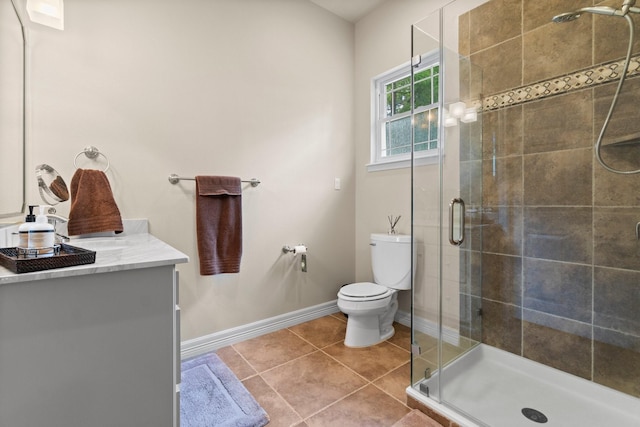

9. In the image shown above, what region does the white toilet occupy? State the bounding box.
[337,233,412,347]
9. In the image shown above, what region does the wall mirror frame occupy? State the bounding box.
[0,0,26,218]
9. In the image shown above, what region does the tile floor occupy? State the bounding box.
[216,313,445,427]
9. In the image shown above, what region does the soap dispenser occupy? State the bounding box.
[17,205,55,255]
[17,205,37,249]
[30,205,56,250]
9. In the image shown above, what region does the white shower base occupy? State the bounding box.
[407,344,640,427]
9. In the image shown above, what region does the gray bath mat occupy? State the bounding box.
[180,352,269,427]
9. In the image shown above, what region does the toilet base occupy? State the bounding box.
[341,292,399,348]
[344,315,395,348]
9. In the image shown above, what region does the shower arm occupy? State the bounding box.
[595,13,640,175]
[622,0,638,15]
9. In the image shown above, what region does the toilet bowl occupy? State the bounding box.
[337,234,412,348]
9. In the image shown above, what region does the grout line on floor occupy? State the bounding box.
[285,327,323,350]
[298,382,373,423]
[372,380,412,408]
[368,360,411,384]
[254,348,322,376]
[317,348,372,384]
[387,339,411,353]
[254,372,306,426]
[229,343,262,378]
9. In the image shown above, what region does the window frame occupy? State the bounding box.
[368,52,440,172]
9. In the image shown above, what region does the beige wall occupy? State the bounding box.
[16,0,355,341]
[7,0,469,343]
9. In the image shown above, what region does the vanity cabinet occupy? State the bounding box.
[0,232,187,427]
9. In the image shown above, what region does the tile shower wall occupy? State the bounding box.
[459,0,640,397]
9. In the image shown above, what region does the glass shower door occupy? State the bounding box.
[410,4,483,408]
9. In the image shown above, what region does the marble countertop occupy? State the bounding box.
[0,225,189,285]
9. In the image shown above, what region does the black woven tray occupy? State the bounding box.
[0,244,96,274]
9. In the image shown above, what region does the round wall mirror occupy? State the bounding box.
[36,164,69,205]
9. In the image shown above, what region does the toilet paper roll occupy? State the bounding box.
[293,245,307,254]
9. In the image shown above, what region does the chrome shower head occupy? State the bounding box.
[552,6,623,23]
[552,11,582,23]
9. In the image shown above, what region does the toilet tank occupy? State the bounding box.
[370,233,413,290]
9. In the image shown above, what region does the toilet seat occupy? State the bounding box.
[338,282,392,302]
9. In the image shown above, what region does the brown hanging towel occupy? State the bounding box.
[195,176,243,275]
[67,168,123,236]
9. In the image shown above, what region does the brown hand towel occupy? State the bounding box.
[196,176,242,275]
[67,168,123,236]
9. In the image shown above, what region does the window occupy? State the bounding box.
[369,54,439,171]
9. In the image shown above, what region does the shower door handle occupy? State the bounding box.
[449,198,466,246]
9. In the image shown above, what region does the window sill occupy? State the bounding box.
[366,154,438,172]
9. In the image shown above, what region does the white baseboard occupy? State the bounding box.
[181,303,461,360]
[395,309,461,346]
[181,300,340,359]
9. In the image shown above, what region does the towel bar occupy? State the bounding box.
[74,146,110,172]
[168,174,260,187]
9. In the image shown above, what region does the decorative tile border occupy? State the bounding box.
[480,55,640,111]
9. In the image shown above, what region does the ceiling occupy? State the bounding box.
[308,0,387,22]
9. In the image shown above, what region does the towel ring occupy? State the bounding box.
[74,146,110,172]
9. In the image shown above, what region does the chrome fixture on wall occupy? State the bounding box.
[36,164,68,205]
[282,245,307,272]
[553,1,640,174]
[74,146,110,172]
[168,174,260,187]
[34,164,70,242]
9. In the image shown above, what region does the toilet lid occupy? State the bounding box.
[340,282,389,298]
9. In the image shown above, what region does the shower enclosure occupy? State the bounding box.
[409,1,640,426]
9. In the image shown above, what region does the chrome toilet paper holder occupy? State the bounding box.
[282,244,306,254]
[282,244,308,272]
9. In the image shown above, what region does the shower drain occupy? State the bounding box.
[521,408,548,423]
